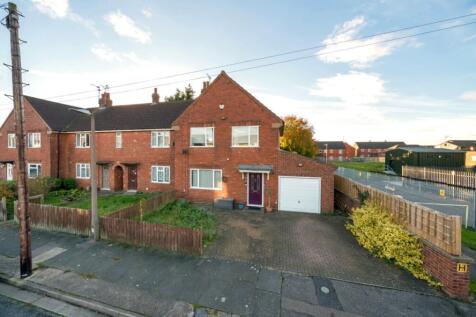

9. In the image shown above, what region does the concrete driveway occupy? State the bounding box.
[205,210,434,293]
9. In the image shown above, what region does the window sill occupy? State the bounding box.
[190,187,222,191]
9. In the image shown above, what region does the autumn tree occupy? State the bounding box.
[164,84,195,101]
[279,115,317,158]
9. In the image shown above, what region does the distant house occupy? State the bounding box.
[354,141,405,159]
[436,140,476,151]
[316,141,354,161]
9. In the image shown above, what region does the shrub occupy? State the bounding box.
[63,178,77,190]
[0,180,16,200]
[51,178,63,191]
[346,202,439,286]
[27,177,55,196]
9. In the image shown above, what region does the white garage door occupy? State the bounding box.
[279,176,321,214]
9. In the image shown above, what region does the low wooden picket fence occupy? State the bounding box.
[402,166,476,189]
[335,175,462,256]
[101,191,203,255]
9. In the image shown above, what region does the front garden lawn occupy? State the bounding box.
[140,199,217,246]
[44,190,153,216]
[331,161,385,173]
[462,227,476,251]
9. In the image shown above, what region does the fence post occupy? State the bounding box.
[0,197,6,221]
[139,199,144,222]
[13,200,18,222]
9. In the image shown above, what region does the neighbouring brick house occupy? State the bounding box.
[354,141,405,160]
[0,72,334,213]
[316,141,355,161]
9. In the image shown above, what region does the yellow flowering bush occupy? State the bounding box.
[346,202,440,286]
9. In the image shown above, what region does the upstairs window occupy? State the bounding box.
[151,166,170,183]
[27,133,41,148]
[76,163,90,179]
[27,163,41,178]
[232,126,259,147]
[7,133,16,148]
[76,133,90,148]
[115,132,122,148]
[190,127,214,147]
[151,131,170,148]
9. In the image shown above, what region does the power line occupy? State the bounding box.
[53,18,476,104]
[43,12,476,100]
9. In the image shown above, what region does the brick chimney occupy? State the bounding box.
[201,81,210,93]
[151,88,160,104]
[99,92,112,107]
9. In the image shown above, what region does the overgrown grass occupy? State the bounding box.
[331,161,385,173]
[140,199,217,246]
[462,227,476,251]
[44,190,153,216]
[470,279,476,296]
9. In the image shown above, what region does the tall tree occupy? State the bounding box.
[279,115,317,158]
[164,84,195,101]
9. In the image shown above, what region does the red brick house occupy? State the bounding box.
[316,141,355,161]
[354,141,405,160]
[0,72,334,213]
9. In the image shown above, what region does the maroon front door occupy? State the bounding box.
[248,173,263,206]
[128,165,138,190]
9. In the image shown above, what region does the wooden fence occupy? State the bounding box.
[17,203,91,236]
[402,166,476,189]
[0,197,6,222]
[335,175,462,256]
[101,191,203,255]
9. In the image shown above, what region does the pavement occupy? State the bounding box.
[0,220,475,316]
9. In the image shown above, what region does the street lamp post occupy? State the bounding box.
[70,108,99,241]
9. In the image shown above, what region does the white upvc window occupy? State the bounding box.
[190,169,222,190]
[115,131,122,148]
[151,131,170,148]
[151,165,170,184]
[75,133,90,148]
[232,126,259,147]
[7,133,16,148]
[190,127,214,147]
[27,163,41,178]
[27,133,41,148]
[76,163,90,179]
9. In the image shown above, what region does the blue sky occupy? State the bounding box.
[1,0,476,144]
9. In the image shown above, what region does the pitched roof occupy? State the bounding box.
[24,96,194,132]
[316,141,346,149]
[355,141,405,149]
[63,100,193,132]
[25,96,85,131]
[446,140,476,147]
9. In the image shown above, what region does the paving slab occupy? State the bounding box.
[256,269,282,294]
[282,274,318,305]
[251,289,281,317]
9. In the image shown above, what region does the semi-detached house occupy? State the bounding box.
[0,72,334,213]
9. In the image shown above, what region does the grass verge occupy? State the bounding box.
[462,227,476,251]
[140,199,217,246]
[331,161,385,173]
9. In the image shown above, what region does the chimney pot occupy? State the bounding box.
[99,92,112,107]
[152,88,160,104]
[201,81,210,93]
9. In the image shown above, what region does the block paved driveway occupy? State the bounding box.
[205,210,433,293]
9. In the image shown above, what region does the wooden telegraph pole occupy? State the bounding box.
[6,2,32,278]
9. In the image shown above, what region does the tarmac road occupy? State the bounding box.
[336,167,476,228]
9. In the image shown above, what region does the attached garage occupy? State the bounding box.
[278,176,321,214]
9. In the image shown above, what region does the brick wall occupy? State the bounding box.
[422,242,472,299]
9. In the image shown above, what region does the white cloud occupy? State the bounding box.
[90,44,150,66]
[317,16,414,68]
[309,71,389,105]
[142,9,152,18]
[105,10,151,44]
[32,0,98,36]
[32,0,68,18]
[460,90,476,102]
